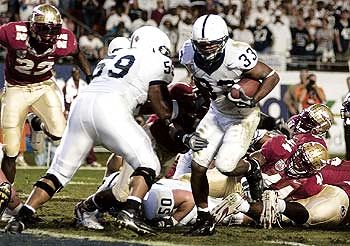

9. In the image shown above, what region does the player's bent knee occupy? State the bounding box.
[215,156,241,175]
[131,167,156,190]
[34,173,63,197]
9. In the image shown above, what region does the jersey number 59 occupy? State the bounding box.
[93,55,135,79]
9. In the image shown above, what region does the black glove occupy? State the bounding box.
[227,87,256,108]
[182,132,208,152]
[86,74,93,84]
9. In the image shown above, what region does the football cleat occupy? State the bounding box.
[0,182,11,216]
[186,211,215,236]
[4,217,25,234]
[74,201,104,230]
[115,209,156,235]
[260,190,280,229]
[4,205,42,233]
[1,208,15,222]
[246,158,264,201]
[211,193,244,224]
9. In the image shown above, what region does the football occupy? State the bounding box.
[230,78,261,99]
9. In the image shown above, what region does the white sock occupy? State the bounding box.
[24,204,36,214]
[198,207,209,213]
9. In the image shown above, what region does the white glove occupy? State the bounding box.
[260,190,279,229]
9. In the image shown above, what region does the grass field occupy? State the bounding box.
[0,153,350,245]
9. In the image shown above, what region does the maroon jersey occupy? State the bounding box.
[261,133,326,200]
[261,133,327,164]
[319,158,350,196]
[0,21,77,85]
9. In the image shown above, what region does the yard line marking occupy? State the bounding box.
[26,229,184,246]
[264,240,314,246]
[69,181,101,185]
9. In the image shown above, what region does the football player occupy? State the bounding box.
[5,26,207,234]
[212,142,329,229]
[0,4,92,183]
[179,14,280,236]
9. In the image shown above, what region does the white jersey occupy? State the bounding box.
[86,48,173,113]
[179,38,259,115]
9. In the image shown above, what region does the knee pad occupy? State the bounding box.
[131,167,156,190]
[34,173,63,197]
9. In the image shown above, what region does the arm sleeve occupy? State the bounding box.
[0,24,9,48]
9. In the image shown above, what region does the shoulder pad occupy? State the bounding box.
[179,39,194,65]
[141,50,174,85]
[226,40,258,70]
[56,28,77,54]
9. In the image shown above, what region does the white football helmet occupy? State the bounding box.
[107,37,130,56]
[191,14,229,61]
[130,26,171,57]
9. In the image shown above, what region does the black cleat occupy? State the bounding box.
[4,205,42,233]
[115,209,156,235]
[4,217,25,234]
[186,211,215,236]
[246,158,264,201]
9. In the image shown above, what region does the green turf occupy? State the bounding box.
[2,167,349,246]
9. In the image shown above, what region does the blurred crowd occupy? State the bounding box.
[0,0,349,64]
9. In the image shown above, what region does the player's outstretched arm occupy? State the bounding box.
[73,47,92,83]
[244,61,280,103]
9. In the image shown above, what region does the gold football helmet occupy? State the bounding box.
[286,142,328,178]
[287,104,334,135]
[30,4,62,45]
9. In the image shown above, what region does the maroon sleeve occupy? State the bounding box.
[56,28,78,56]
[321,161,350,185]
[289,175,323,200]
[0,23,10,48]
[261,135,291,163]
